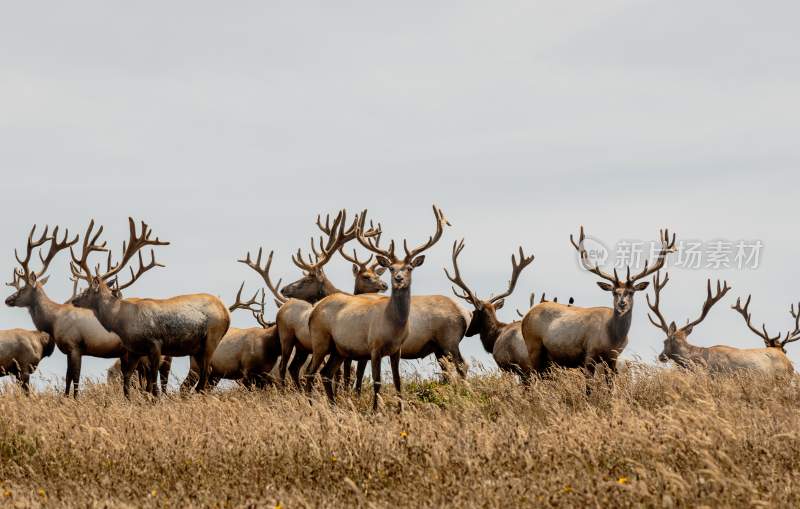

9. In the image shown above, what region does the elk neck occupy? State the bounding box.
[39,332,56,358]
[93,295,126,334]
[318,277,343,302]
[27,288,61,336]
[386,285,412,328]
[478,311,506,354]
[607,306,633,347]
[671,341,709,368]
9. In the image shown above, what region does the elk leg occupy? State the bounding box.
[194,350,212,394]
[180,356,200,393]
[390,352,403,413]
[67,350,82,398]
[147,347,162,397]
[355,360,367,396]
[288,349,309,389]
[320,353,345,404]
[159,356,172,395]
[277,328,295,386]
[304,351,327,394]
[342,361,352,391]
[120,354,139,400]
[19,369,31,395]
[64,356,74,397]
[370,351,382,412]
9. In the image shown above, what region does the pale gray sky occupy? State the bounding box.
[1,1,799,387]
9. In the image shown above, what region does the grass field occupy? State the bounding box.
[1,365,799,508]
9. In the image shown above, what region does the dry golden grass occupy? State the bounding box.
[1,365,799,508]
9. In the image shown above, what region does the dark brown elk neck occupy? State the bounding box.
[94,296,127,335]
[39,331,56,357]
[28,288,63,336]
[386,286,412,328]
[607,306,634,346]
[478,312,507,354]
[319,277,344,301]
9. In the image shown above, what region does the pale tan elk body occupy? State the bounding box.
[4,225,136,397]
[181,285,281,389]
[522,227,676,375]
[71,218,230,396]
[444,239,535,380]
[646,272,794,376]
[307,206,448,410]
[239,211,384,387]
[0,329,55,392]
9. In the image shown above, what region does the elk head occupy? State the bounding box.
[6,225,78,307]
[647,271,731,365]
[571,226,676,316]
[339,244,388,294]
[731,296,800,354]
[279,210,381,302]
[70,218,168,310]
[445,239,534,337]
[356,205,449,291]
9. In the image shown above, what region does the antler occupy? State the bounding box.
[229,283,273,328]
[6,270,23,291]
[684,279,731,331]
[570,226,618,283]
[294,210,380,274]
[732,295,784,348]
[13,225,75,283]
[70,219,109,280]
[402,205,449,261]
[628,229,677,283]
[784,303,800,348]
[645,271,671,333]
[443,239,480,307]
[338,244,375,271]
[489,246,534,304]
[238,248,287,305]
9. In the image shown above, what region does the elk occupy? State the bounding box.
[306,205,449,411]
[0,329,55,393]
[647,272,793,375]
[4,225,138,398]
[731,295,800,354]
[444,239,535,380]
[70,218,230,396]
[238,210,384,387]
[521,226,676,376]
[181,284,280,390]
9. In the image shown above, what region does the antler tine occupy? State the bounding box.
[628,228,677,283]
[228,281,262,313]
[443,239,480,306]
[684,278,731,331]
[779,302,800,347]
[338,246,373,269]
[569,226,618,283]
[34,226,80,279]
[356,209,396,260]
[98,217,169,283]
[732,295,780,347]
[114,249,165,291]
[70,219,109,280]
[14,224,52,279]
[238,248,287,304]
[645,271,671,333]
[292,210,349,273]
[489,246,535,304]
[5,270,23,290]
[402,205,450,261]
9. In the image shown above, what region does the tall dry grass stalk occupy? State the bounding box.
[1,364,799,508]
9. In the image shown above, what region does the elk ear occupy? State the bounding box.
[91,276,102,290]
[38,275,50,286]
[375,266,386,275]
[376,256,392,268]
[668,321,677,335]
[494,299,505,310]
[682,324,694,336]
[597,282,614,292]
[633,281,650,291]
[28,273,38,284]
[410,255,426,268]
[352,264,360,276]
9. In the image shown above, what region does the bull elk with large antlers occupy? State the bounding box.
[521,226,676,376]
[445,239,535,381]
[647,273,793,375]
[5,225,138,397]
[70,218,230,395]
[306,205,449,410]
[239,210,384,387]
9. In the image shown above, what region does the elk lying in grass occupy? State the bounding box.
[71,218,230,396]
[521,226,676,376]
[646,272,793,375]
[445,239,535,380]
[181,284,280,390]
[307,205,449,410]
[4,225,138,398]
[729,294,798,371]
[0,329,54,393]
[239,211,384,387]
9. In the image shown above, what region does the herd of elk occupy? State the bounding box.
[1,210,797,400]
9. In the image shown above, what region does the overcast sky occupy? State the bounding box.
[1,1,799,388]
